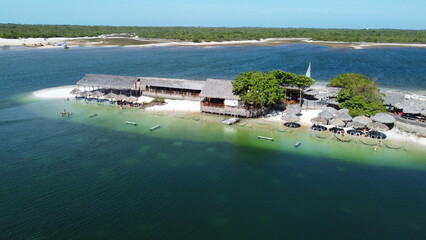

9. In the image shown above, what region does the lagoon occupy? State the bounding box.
[1,45,426,239]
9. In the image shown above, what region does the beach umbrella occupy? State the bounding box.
[315,93,327,100]
[304,89,319,96]
[422,110,426,116]
[352,115,373,125]
[104,92,117,99]
[310,116,327,125]
[370,113,395,124]
[348,121,366,129]
[337,108,350,114]
[330,118,345,127]
[91,91,104,98]
[326,87,340,97]
[325,107,338,115]
[281,114,300,123]
[336,112,352,122]
[70,88,82,95]
[115,94,127,101]
[283,108,301,115]
[393,101,406,109]
[318,110,334,120]
[286,104,302,111]
[367,122,389,132]
[126,96,138,103]
[79,91,91,98]
[326,98,339,106]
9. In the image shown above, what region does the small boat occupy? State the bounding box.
[222,117,240,125]
[150,125,160,131]
[125,121,137,126]
[294,141,301,147]
[64,41,69,50]
[305,63,311,78]
[257,136,274,141]
[89,114,97,118]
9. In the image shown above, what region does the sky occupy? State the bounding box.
[1,0,425,29]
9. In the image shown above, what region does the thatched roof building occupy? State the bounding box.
[200,79,239,100]
[138,77,205,91]
[77,74,139,90]
[370,113,395,124]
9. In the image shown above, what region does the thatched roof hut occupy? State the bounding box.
[326,87,341,97]
[325,107,338,115]
[352,116,373,125]
[200,79,239,100]
[348,121,366,128]
[126,96,139,103]
[318,110,334,120]
[77,74,139,90]
[104,93,118,99]
[310,116,327,125]
[282,114,300,123]
[304,89,319,96]
[403,102,423,114]
[382,91,405,106]
[70,88,82,95]
[336,112,352,122]
[337,108,350,114]
[367,122,389,131]
[330,118,345,127]
[370,113,396,124]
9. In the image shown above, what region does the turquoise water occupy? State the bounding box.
[1,45,426,239]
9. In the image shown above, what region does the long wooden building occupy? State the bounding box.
[76,74,267,117]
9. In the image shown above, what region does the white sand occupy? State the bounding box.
[144,99,200,112]
[33,85,77,99]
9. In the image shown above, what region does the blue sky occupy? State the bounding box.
[1,0,425,29]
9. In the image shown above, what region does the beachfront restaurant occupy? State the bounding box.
[138,77,206,101]
[77,74,141,96]
[200,79,268,117]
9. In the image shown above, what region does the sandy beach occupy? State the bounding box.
[3,36,426,49]
[33,85,426,147]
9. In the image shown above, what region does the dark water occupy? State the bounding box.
[1,45,426,240]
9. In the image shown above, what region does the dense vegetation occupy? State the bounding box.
[232,70,313,107]
[328,73,386,116]
[1,24,426,43]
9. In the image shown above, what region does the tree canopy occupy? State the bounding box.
[328,73,385,116]
[1,24,426,44]
[232,71,286,107]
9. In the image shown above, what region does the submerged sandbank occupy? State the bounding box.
[32,85,426,147]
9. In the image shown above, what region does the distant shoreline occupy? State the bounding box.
[2,36,426,49]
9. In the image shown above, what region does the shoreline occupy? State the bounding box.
[2,36,426,49]
[32,85,426,147]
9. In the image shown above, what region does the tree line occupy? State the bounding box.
[1,24,426,43]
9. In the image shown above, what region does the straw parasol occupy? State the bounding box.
[304,89,319,96]
[115,94,127,101]
[383,91,405,106]
[330,118,345,127]
[347,121,366,129]
[337,108,350,114]
[79,91,91,98]
[286,104,302,111]
[370,113,395,124]
[310,116,327,125]
[352,115,373,125]
[367,122,389,132]
[281,114,300,123]
[126,96,138,103]
[70,88,82,95]
[104,92,118,100]
[326,87,341,97]
[91,91,104,98]
[318,110,334,120]
[283,108,301,115]
[336,112,352,122]
[325,107,338,115]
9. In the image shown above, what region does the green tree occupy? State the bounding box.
[328,73,385,116]
[233,71,286,107]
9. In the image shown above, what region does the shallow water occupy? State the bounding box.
[1,46,426,239]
